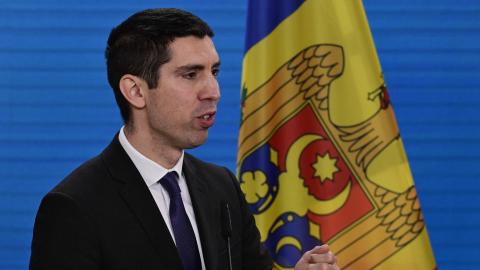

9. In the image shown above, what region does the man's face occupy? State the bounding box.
[143,36,220,150]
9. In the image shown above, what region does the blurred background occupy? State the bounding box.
[1,0,479,269]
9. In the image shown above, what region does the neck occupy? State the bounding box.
[123,124,182,169]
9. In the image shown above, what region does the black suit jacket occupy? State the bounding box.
[30,136,272,270]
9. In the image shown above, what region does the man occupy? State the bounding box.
[30,8,339,270]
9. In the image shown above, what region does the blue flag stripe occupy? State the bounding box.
[244,0,304,53]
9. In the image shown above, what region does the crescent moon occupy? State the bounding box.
[275,236,302,254]
[286,134,323,174]
[285,134,352,215]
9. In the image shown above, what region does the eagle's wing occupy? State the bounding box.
[375,185,425,247]
[337,103,400,169]
[287,44,344,109]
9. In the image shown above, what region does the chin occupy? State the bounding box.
[184,133,208,149]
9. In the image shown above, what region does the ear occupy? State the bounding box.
[118,74,146,109]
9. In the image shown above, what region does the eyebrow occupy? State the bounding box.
[175,61,221,73]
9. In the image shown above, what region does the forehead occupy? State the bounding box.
[166,36,219,66]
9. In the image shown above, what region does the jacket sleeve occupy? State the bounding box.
[224,168,273,270]
[29,192,100,270]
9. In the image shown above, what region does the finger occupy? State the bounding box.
[310,251,336,264]
[307,263,339,270]
[331,264,340,270]
[309,244,330,255]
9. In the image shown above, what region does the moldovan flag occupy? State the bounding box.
[237,0,437,269]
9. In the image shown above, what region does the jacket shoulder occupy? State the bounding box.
[184,153,229,173]
[51,154,110,196]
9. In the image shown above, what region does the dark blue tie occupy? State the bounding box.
[160,171,202,270]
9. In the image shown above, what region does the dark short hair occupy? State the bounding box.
[105,8,214,124]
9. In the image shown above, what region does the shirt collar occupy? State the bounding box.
[118,126,184,187]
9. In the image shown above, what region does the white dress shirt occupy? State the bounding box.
[118,127,206,269]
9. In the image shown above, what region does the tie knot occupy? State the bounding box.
[160,171,181,198]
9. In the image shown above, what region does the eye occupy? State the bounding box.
[212,68,220,77]
[183,72,197,80]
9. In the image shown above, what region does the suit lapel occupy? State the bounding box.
[101,136,183,270]
[183,154,220,270]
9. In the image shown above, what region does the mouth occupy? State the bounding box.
[197,111,216,128]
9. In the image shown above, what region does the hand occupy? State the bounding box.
[294,245,340,270]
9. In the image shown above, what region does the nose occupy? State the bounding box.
[199,74,221,102]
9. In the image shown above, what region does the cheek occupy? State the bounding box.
[171,95,197,113]
[152,86,197,118]
[165,100,194,124]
